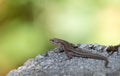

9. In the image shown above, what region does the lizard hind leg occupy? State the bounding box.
[105,59,110,68]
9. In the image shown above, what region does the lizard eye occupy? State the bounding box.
[50,39,54,42]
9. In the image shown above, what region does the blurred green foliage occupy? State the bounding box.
[0,0,120,76]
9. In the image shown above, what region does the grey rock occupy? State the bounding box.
[7,44,120,76]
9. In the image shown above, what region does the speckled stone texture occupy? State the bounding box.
[7,44,120,76]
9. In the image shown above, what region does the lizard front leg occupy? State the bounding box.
[64,51,74,59]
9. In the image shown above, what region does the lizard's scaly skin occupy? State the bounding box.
[50,38,109,68]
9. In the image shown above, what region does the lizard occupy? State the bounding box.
[50,38,109,68]
[106,44,120,57]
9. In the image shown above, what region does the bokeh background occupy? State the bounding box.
[1,0,120,75]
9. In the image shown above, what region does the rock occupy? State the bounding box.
[7,44,120,76]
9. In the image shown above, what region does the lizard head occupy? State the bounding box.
[50,38,76,49]
[49,38,64,46]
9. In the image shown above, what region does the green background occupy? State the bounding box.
[0,0,120,76]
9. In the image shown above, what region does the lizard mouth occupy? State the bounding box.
[49,39,56,44]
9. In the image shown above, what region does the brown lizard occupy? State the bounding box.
[106,44,120,57]
[50,38,109,68]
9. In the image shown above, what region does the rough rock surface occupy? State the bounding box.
[7,44,120,76]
